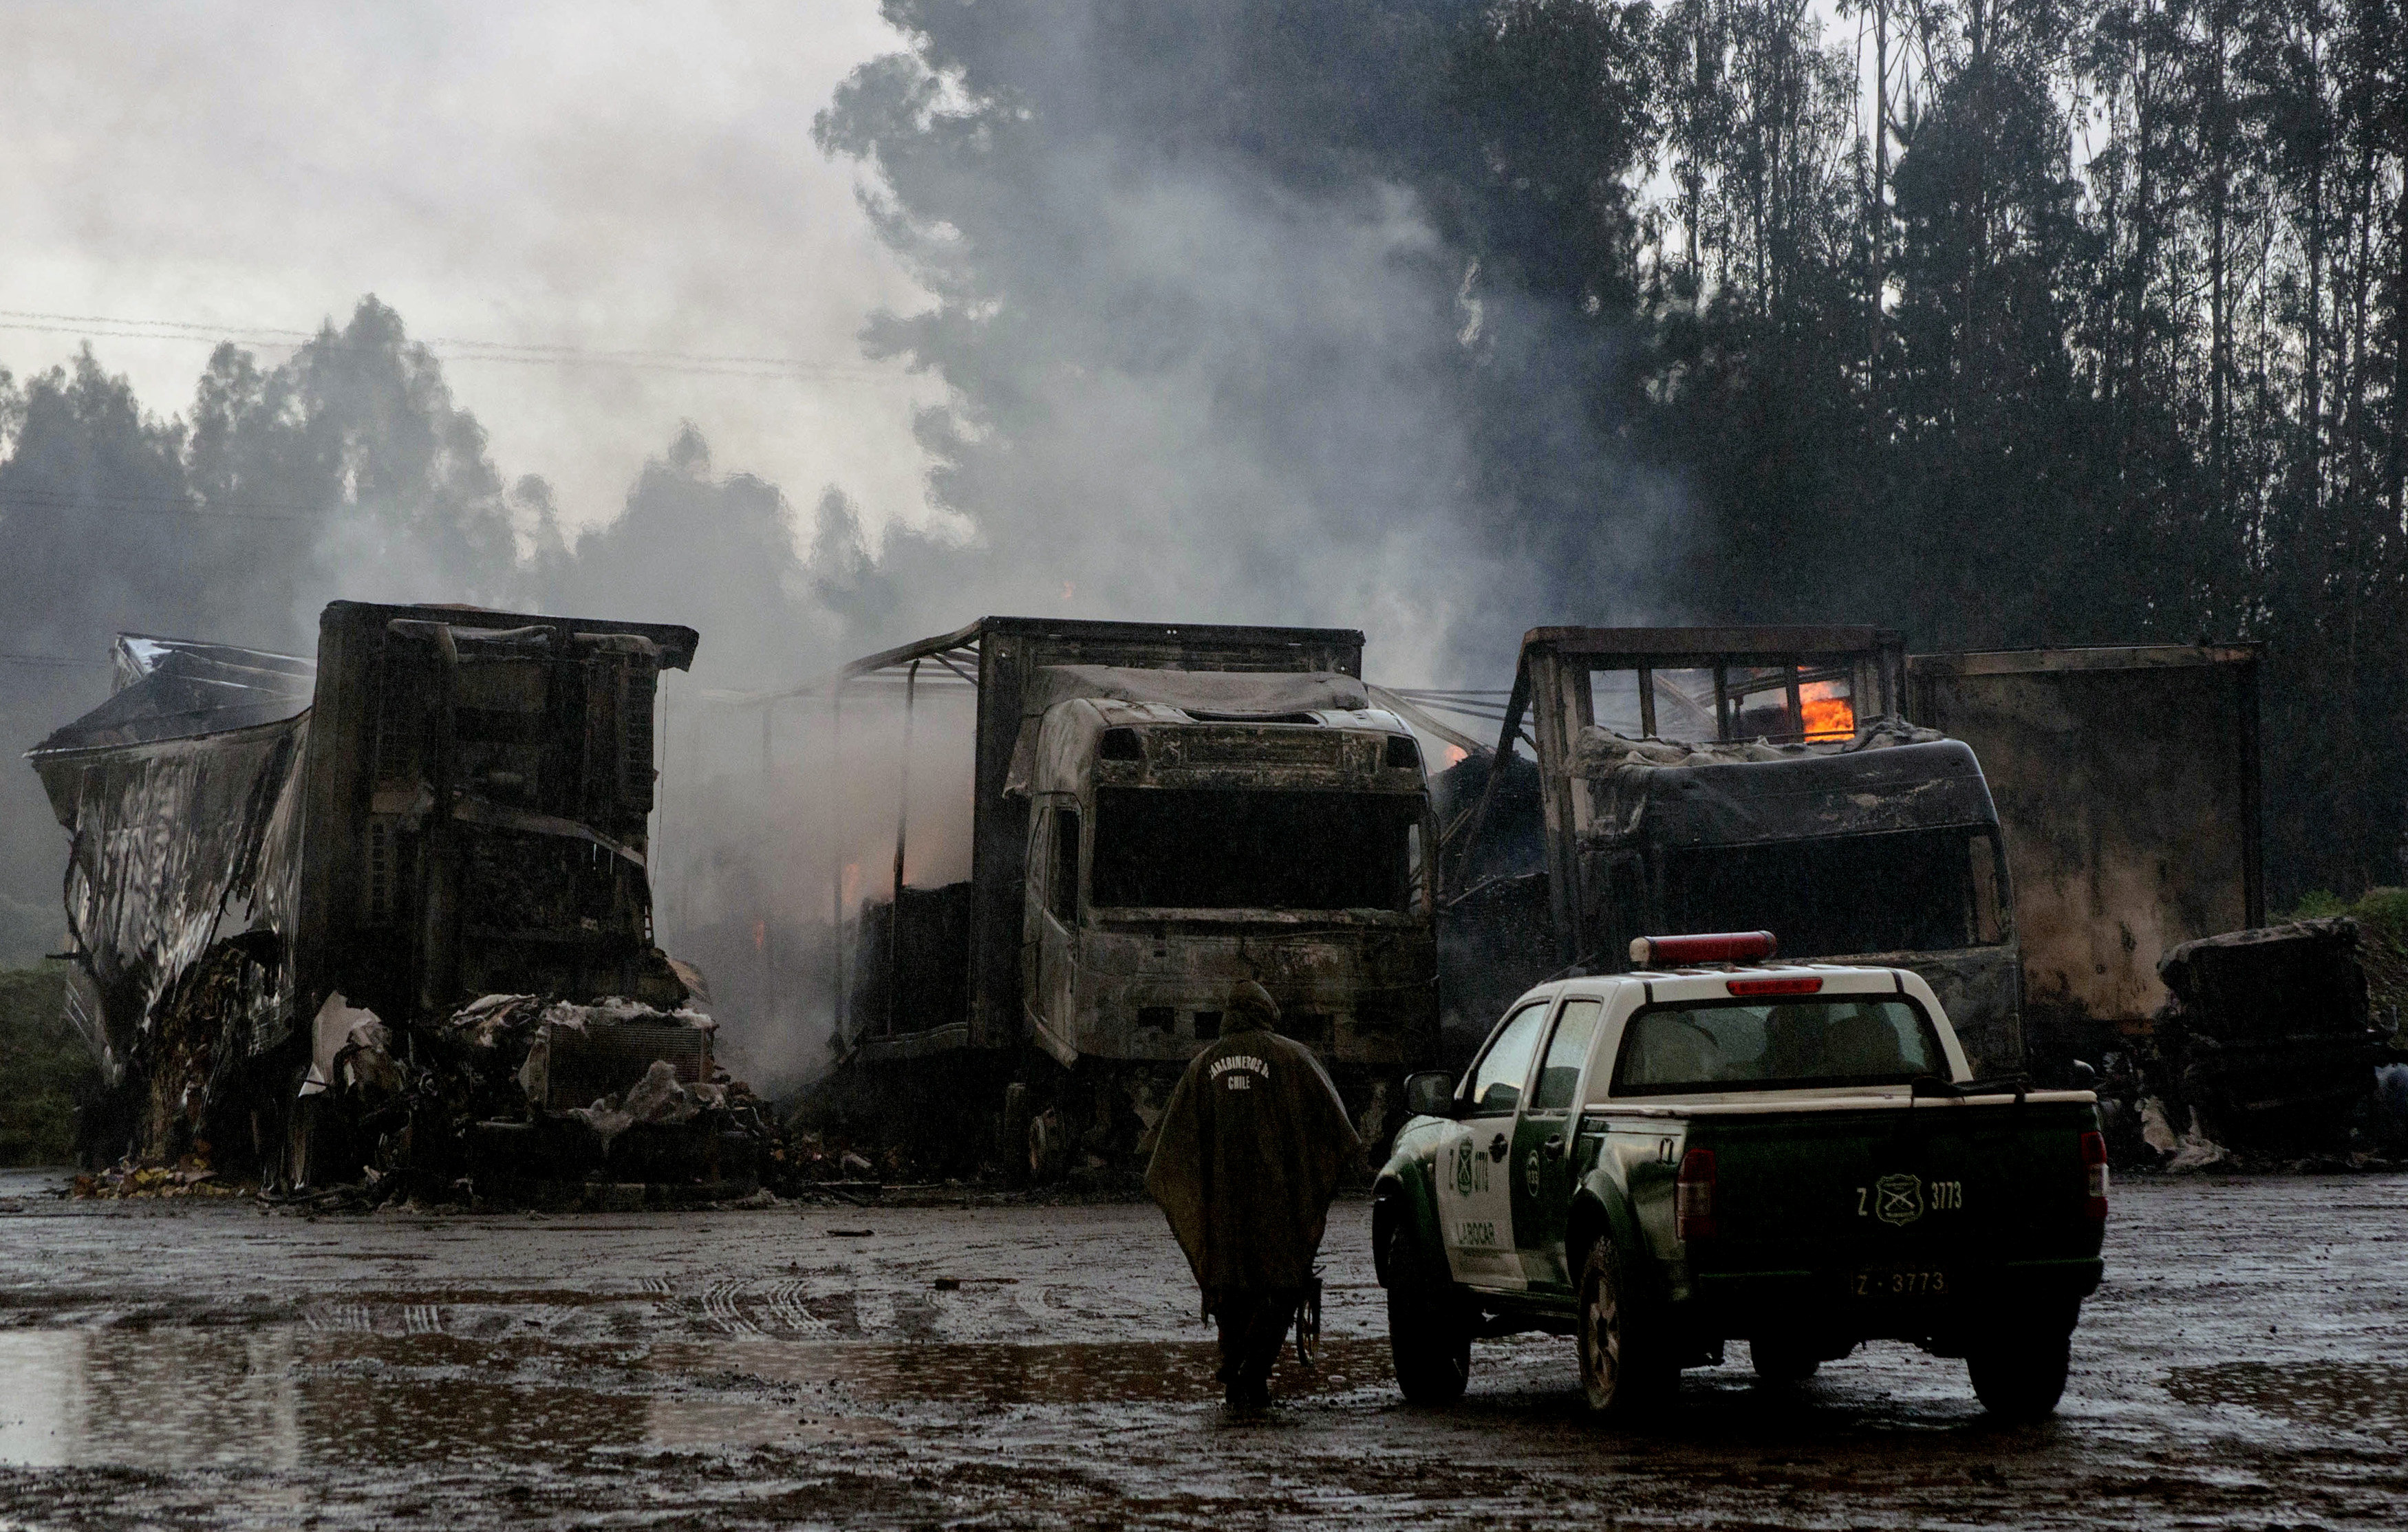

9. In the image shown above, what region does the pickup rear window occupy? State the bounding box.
[1610,997,1946,1096]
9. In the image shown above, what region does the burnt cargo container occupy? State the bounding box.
[28,602,698,1176]
[1905,645,2263,1070]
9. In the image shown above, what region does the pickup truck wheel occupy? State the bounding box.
[1576,1236,1670,1418]
[1750,1339,1821,1383]
[1966,1321,2073,1422]
[1385,1224,1470,1406]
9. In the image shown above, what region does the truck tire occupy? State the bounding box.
[1576,1236,1672,1418]
[1385,1222,1470,1405]
[1966,1318,2073,1421]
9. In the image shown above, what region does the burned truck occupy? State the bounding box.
[27,602,716,1188]
[828,617,1439,1175]
[1443,627,2023,1075]
[1441,628,2267,1084]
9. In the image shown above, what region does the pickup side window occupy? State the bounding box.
[1611,997,1946,1096]
[1463,1001,1550,1115]
[1529,998,1603,1111]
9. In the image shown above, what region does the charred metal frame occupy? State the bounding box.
[1448,627,1909,911]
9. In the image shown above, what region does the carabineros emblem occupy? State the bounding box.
[1875,1172,1924,1227]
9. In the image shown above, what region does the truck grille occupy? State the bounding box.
[1175,731,1346,767]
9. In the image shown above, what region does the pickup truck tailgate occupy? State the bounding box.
[1685,1096,2102,1290]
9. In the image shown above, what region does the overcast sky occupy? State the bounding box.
[0,0,938,537]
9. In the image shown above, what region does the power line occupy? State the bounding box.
[0,308,923,387]
[0,486,458,524]
[0,652,111,669]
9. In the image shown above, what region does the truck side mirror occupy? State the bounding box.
[1403,1070,1459,1119]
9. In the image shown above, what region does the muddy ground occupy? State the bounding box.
[1,1169,2402,1529]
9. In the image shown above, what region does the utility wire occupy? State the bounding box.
[0,308,920,386]
[0,486,513,524]
[0,652,112,669]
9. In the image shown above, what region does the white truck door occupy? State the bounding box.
[1437,997,1551,1291]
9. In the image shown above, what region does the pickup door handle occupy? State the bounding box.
[1487,1133,1509,1161]
[1541,1135,1567,1159]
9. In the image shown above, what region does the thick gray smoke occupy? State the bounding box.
[2,1,1682,1088]
[811,0,1685,682]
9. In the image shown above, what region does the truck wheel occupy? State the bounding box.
[1384,1223,1470,1405]
[1576,1236,1671,1418]
[1966,1319,2073,1422]
[1750,1339,1821,1383]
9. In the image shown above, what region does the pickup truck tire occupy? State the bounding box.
[1385,1224,1470,1406]
[1749,1339,1822,1383]
[1576,1236,1672,1418]
[1966,1321,2072,1421]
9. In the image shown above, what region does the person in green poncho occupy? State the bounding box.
[1144,980,1361,1413]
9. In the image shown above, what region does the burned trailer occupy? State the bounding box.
[26,636,316,1165]
[1445,628,2025,1077]
[28,603,705,1185]
[826,617,1440,1176]
[1904,645,2264,1073]
[2151,918,2391,1150]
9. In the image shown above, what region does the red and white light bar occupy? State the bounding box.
[1628,931,1779,967]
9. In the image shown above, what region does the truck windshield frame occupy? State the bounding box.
[1609,995,1948,1097]
[1659,826,2008,958]
[1089,784,1425,914]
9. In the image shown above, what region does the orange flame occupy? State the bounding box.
[1801,682,1854,741]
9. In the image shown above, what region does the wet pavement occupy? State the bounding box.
[1,1168,2404,1528]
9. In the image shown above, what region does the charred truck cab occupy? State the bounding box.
[833,619,1439,1177]
[1020,667,1435,1070]
[1449,629,2022,1077]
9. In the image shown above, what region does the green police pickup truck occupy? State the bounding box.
[1373,931,2107,1421]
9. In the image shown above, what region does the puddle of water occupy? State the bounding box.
[2165,1361,2408,1436]
[0,1328,1388,1468]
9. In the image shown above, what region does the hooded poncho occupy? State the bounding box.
[1144,1011,1362,1298]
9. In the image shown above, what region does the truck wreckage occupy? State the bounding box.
[1431,628,2395,1160]
[795,617,1441,1180]
[1439,629,2024,1075]
[33,603,2391,1196]
[28,603,773,1203]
